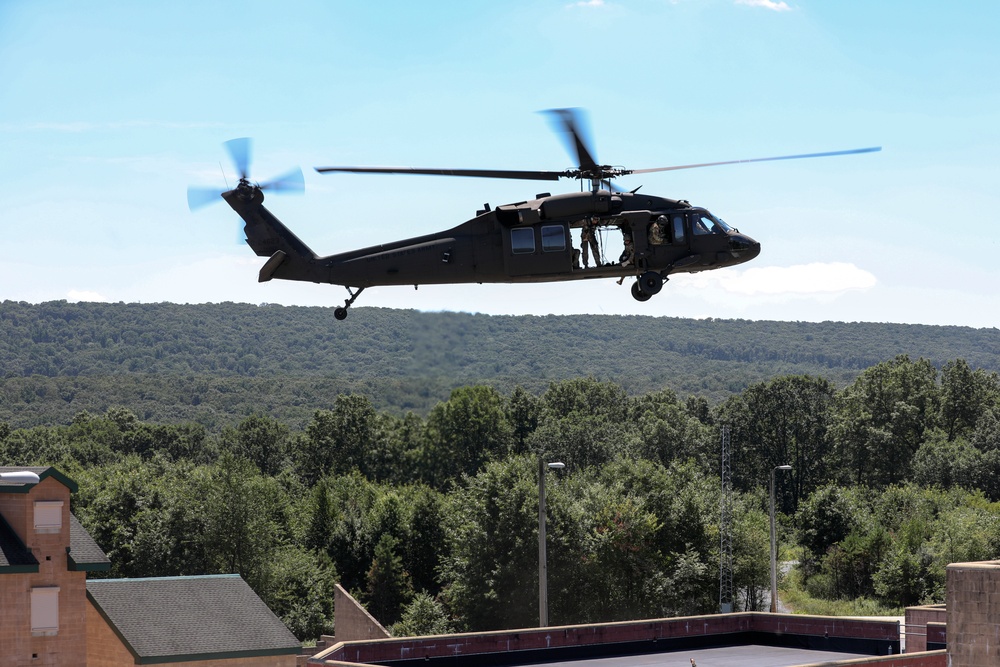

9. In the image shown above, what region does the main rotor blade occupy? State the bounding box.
[315,166,563,181]
[542,108,599,171]
[224,137,252,180]
[187,186,224,211]
[261,167,305,193]
[630,146,882,175]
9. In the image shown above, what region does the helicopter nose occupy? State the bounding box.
[729,234,760,261]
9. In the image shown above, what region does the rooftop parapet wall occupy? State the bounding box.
[311,612,901,666]
[904,604,947,653]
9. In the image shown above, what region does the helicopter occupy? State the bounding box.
[188,109,880,320]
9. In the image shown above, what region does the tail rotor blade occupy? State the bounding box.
[224,137,252,180]
[261,167,305,194]
[187,186,224,211]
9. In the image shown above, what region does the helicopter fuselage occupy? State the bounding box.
[226,185,760,296]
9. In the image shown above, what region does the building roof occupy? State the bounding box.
[87,575,301,663]
[0,513,38,573]
[0,466,78,493]
[68,514,110,571]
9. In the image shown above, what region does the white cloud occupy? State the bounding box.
[677,262,876,296]
[735,0,792,11]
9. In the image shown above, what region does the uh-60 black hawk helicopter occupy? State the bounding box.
[188,109,879,320]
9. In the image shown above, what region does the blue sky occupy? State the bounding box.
[2,1,998,328]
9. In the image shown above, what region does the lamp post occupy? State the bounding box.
[770,464,792,613]
[539,459,565,627]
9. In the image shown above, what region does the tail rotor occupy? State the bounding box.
[187,137,304,211]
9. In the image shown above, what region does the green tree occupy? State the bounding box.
[507,385,540,455]
[365,534,414,627]
[301,395,379,482]
[439,456,539,630]
[260,545,338,641]
[390,592,454,637]
[717,375,835,509]
[911,432,981,490]
[831,355,940,486]
[731,497,769,611]
[940,359,999,442]
[221,413,289,476]
[419,386,513,487]
[633,388,715,471]
[202,452,288,592]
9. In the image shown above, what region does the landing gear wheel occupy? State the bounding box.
[638,270,663,296]
[631,282,652,302]
[333,286,365,322]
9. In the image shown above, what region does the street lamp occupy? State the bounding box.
[770,465,792,613]
[539,459,565,627]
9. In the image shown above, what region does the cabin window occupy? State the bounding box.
[510,228,535,254]
[540,225,566,252]
[31,587,59,636]
[672,214,686,243]
[34,500,63,534]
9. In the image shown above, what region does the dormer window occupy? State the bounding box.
[34,501,63,534]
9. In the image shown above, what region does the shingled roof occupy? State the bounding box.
[68,514,110,571]
[86,575,300,663]
[0,513,38,573]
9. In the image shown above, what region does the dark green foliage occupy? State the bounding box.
[4,301,1000,428]
[419,386,513,488]
[365,534,414,627]
[831,355,940,486]
[717,375,835,507]
[439,456,540,630]
[220,413,290,476]
[9,299,1000,631]
[391,592,454,637]
[262,546,337,641]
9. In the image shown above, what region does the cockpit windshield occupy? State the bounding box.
[691,211,733,235]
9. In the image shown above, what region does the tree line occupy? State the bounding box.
[3,355,1000,639]
[4,300,1000,429]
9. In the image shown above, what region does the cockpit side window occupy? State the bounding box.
[692,214,718,235]
[691,212,732,235]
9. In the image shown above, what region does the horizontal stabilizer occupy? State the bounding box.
[259,250,287,283]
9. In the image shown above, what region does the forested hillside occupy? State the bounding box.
[4,300,1000,639]
[3,300,999,428]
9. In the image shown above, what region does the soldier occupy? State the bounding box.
[580,216,601,268]
[619,233,634,267]
[649,215,668,245]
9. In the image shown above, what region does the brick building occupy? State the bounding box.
[0,466,301,666]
